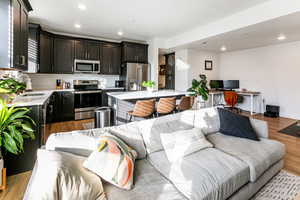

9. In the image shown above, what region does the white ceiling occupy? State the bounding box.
[29,0,270,41]
[180,12,300,53]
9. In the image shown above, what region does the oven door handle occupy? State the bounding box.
[74,90,102,94]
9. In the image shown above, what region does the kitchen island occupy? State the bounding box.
[107,90,190,124]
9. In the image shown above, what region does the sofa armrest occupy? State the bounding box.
[250,118,269,138]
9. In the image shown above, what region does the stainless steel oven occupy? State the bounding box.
[74,80,102,120]
[74,59,100,73]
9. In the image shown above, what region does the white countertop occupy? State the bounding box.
[107,90,190,100]
[8,87,124,107]
[8,89,75,107]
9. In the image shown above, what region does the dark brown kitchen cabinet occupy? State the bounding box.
[52,92,74,122]
[11,0,32,70]
[39,31,53,73]
[121,42,148,63]
[53,37,75,73]
[100,43,121,75]
[75,40,100,60]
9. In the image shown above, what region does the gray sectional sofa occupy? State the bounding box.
[24,107,285,200]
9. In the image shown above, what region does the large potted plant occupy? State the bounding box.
[187,74,209,109]
[0,98,35,188]
[0,78,26,103]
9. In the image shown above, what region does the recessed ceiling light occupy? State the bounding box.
[74,24,81,28]
[220,46,227,51]
[78,3,86,10]
[277,34,286,41]
[117,31,123,36]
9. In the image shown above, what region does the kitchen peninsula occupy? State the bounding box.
[108,90,189,124]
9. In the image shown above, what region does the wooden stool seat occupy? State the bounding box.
[177,96,193,112]
[127,99,156,122]
[156,97,176,116]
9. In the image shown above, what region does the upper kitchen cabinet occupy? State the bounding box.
[53,37,75,74]
[75,40,100,61]
[11,0,32,71]
[39,31,54,73]
[28,23,40,73]
[100,42,121,75]
[121,42,148,63]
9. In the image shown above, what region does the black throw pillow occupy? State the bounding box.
[217,108,260,141]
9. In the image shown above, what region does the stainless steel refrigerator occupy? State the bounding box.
[120,63,150,91]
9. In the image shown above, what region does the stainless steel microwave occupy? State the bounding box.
[74,59,100,73]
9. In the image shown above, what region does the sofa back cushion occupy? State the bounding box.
[138,110,195,154]
[194,107,220,135]
[108,122,147,159]
[250,118,269,138]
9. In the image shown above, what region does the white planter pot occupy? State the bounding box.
[193,96,206,110]
[147,87,154,92]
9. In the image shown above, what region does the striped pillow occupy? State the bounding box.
[83,133,137,190]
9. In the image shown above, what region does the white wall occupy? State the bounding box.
[175,49,219,91]
[188,50,220,83]
[27,73,119,90]
[219,41,300,119]
[175,49,189,91]
[148,38,166,90]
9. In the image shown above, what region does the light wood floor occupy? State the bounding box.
[1,114,300,200]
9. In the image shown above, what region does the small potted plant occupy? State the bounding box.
[187,74,209,109]
[142,81,156,92]
[0,98,35,188]
[0,78,26,103]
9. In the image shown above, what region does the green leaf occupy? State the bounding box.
[0,100,35,155]
[22,123,34,132]
[8,108,30,121]
[8,125,23,151]
[3,132,18,154]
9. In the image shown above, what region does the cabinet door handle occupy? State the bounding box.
[20,55,26,66]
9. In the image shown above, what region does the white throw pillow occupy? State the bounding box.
[25,149,106,200]
[160,128,213,162]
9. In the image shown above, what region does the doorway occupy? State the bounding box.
[158,53,175,90]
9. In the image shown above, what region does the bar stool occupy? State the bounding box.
[156,97,176,117]
[126,99,156,122]
[176,96,193,112]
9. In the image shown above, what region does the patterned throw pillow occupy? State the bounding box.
[83,134,137,190]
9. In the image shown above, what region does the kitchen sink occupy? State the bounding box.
[21,93,45,97]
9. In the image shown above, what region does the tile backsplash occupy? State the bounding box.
[27,73,120,90]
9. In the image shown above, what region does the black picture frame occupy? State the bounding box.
[205,60,213,70]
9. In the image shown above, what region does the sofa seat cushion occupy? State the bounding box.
[148,148,250,200]
[103,159,187,200]
[138,110,195,154]
[207,133,285,182]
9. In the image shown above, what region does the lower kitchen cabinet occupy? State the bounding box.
[51,92,75,122]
